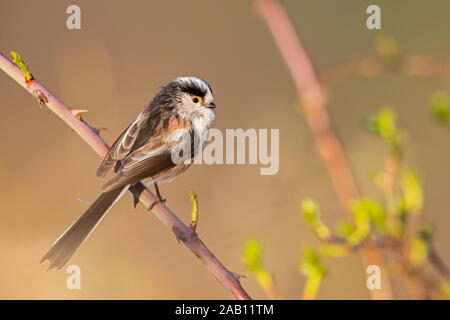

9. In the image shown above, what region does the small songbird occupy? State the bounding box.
[41,76,216,269]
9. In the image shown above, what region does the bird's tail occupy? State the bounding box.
[41,185,129,270]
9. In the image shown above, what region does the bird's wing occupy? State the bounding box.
[97,109,150,178]
[100,126,194,192]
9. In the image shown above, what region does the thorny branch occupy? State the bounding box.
[0,52,251,300]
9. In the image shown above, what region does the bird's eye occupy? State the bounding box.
[192,96,201,103]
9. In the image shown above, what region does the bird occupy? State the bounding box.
[41,76,216,270]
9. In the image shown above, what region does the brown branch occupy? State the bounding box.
[255,0,393,299]
[320,57,385,86]
[0,52,251,300]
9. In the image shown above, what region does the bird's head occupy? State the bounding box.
[151,76,216,117]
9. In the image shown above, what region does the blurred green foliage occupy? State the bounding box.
[243,239,279,299]
[334,199,387,246]
[400,170,424,215]
[375,34,399,64]
[302,199,331,241]
[409,224,433,268]
[431,92,450,124]
[366,107,405,158]
[300,246,326,278]
[244,58,447,299]
[243,239,263,272]
[297,107,440,299]
[320,244,348,257]
[300,246,326,299]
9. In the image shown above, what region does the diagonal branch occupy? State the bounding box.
[0,52,251,300]
[255,0,393,299]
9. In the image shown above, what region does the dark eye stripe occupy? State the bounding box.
[183,87,206,97]
[177,80,207,97]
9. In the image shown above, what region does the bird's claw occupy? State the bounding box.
[147,197,166,210]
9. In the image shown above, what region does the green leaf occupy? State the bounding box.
[377,108,396,139]
[375,34,399,62]
[409,225,433,267]
[300,246,326,300]
[11,51,33,82]
[302,199,318,225]
[409,237,428,267]
[347,199,387,245]
[300,246,326,277]
[243,239,263,272]
[302,199,331,241]
[365,107,405,157]
[337,220,356,236]
[243,239,280,299]
[402,170,424,214]
[431,92,450,124]
[320,244,349,257]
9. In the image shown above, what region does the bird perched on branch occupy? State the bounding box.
[41,76,216,269]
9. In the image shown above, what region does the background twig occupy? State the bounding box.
[255,0,393,299]
[320,56,450,86]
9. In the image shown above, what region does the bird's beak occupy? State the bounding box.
[207,102,216,109]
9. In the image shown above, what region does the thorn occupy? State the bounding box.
[69,108,88,120]
[172,225,186,244]
[95,127,108,134]
[231,272,247,281]
[32,90,48,109]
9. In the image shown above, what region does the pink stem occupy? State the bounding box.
[0,52,251,300]
[255,0,393,299]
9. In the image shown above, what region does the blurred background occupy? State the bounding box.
[1,0,450,299]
